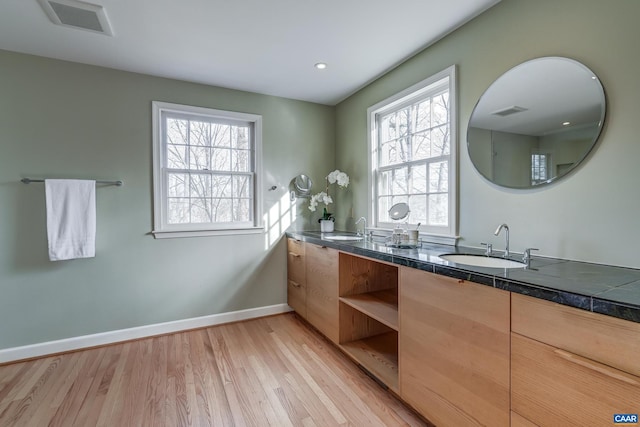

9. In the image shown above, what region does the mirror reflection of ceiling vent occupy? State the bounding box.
[38,0,113,36]
[491,105,528,117]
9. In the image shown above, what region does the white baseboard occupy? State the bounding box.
[0,304,293,364]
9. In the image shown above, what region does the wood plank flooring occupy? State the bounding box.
[0,313,428,426]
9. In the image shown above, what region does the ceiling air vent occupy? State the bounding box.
[38,0,113,36]
[491,105,528,117]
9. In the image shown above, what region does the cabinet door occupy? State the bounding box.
[512,333,640,426]
[287,238,306,317]
[399,267,510,427]
[306,243,339,343]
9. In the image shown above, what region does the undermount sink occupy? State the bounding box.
[439,254,526,269]
[322,235,364,241]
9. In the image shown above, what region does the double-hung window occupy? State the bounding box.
[152,101,263,238]
[368,66,457,240]
[531,153,550,185]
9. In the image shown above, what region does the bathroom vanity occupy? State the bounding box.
[286,231,640,426]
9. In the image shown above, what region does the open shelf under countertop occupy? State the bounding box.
[339,290,398,331]
[340,332,398,392]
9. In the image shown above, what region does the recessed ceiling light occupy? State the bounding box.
[314,62,327,70]
[563,121,571,126]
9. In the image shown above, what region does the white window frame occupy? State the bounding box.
[151,101,263,239]
[531,152,551,185]
[367,66,458,243]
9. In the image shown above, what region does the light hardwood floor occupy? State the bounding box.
[0,313,428,426]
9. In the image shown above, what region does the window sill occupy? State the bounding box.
[152,226,264,239]
[420,233,460,246]
[369,227,460,246]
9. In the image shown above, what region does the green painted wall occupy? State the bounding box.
[0,50,335,349]
[336,0,640,268]
[5,0,640,350]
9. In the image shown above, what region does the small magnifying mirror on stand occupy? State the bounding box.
[290,174,313,201]
[387,202,419,248]
[388,202,410,222]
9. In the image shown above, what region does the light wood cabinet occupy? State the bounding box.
[399,267,511,427]
[305,242,339,343]
[286,238,306,318]
[511,294,640,426]
[338,253,399,392]
[287,239,640,427]
[286,239,339,343]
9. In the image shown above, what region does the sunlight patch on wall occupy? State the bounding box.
[264,193,296,249]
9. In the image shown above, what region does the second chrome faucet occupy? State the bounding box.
[355,216,367,239]
[491,223,539,266]
[494,223,510,258]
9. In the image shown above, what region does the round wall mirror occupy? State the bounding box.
[389,202,410,221]
[291,174,313,198]
[467,57,606,189]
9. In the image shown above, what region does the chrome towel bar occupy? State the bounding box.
[21,178,123,186]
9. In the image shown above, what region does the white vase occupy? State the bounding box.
[320,219,334,232]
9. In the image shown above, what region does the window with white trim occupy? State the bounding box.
[531,153,550,185]
[152,102,263,238]
[368,66,457,239]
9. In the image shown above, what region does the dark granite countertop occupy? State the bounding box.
[286,230,640,323]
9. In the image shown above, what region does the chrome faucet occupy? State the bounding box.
[355,217,367,239]
[494,223,510,258]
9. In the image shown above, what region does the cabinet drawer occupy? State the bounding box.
[287,280,306,318]
[512,293,640,376]
[512,333,640,426]
[287,238,305,256]
[287,238,305,285]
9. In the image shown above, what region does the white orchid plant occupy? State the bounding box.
[308,170,350,221]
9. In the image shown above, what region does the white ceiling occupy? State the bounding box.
[0,0,500,105]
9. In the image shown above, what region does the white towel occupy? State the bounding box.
[45,179,96,261]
